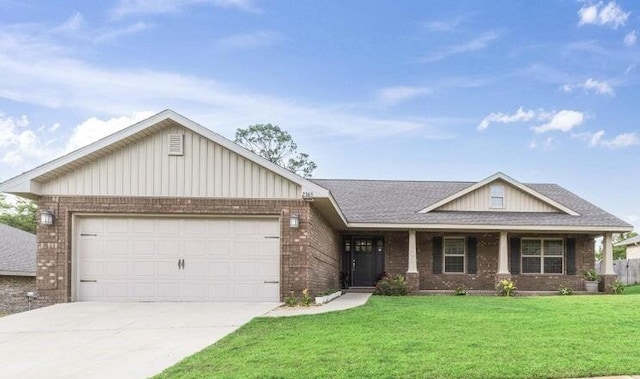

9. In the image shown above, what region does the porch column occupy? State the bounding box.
[498,231,510,274]
[406,230,420,293]
[408,230,418,273]
[602,233,615,275]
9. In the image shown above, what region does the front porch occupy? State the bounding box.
[341,230,618,293]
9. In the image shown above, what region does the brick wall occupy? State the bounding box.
[308,206,340,295]
[417,232,499,290]
[511,234,594,291]
[36,196,316,305]
[0,275,37,314]
[357,231,596,292]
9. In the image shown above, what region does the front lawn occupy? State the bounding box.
[624,283,640,294]
[157,294,640,379]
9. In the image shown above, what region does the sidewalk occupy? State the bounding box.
[264,292,371,317]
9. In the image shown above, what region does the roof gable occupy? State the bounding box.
[418,173,580,215]
[0,110,329,199]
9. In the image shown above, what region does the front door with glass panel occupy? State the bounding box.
[344,237,384,287]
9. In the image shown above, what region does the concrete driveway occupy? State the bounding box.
[0,301,279,379]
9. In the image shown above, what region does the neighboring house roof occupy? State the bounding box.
[0,224,36,276]
[311,177,632,232]
[615,235,640,247]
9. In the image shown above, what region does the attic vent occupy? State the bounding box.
[168,134,184,156]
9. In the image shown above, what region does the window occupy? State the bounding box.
[521,238,564,274]
[490,184,505,208]
[444,237,465,273]
[354,239,373,253]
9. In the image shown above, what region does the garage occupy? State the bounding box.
[75,216,281,302]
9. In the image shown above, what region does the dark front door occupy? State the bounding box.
[348,238,384,287]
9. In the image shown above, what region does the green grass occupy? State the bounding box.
[624,283,640,294]
[157,294,640,379]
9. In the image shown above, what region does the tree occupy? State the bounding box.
[0,193,37,234]
[235,124,317,178]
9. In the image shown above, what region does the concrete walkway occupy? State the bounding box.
[0,302,279,379]
[264,292,371,317]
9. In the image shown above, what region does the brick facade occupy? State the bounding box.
[346,231,597,292]
[308,207,341,295]
[35,194,601,305]
[36,196,339,306]
[0,275,37,314]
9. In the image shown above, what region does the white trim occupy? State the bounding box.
[418,172,580,216]
[0,109,329,199]
[0,270,35,276]
[346,222,632,233]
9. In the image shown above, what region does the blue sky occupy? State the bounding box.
[0,0,638,231]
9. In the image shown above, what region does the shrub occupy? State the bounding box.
[374,274,409,296]
[453,285,467,296]
[582,269,599,282]
[558,284,573,296]
[284,291,298,307]
[496,279,518,297]
[609,280,624,295]
[300,288,313,306]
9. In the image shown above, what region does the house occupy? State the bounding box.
[0,110,631,305]
[0,223,36,313]
[614,235,640,259]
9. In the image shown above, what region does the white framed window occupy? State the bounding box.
[444,237,465,273]
[490,184,505,208]
[521,238,564,274]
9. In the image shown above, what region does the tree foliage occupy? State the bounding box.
[235,124,317,178]
[0,193,37,234]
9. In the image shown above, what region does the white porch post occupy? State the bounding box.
[498,231,510,274]
[602,232,615,275]
[408,229,418,273]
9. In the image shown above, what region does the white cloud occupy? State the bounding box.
[589,130,606,146]
[602,132,640,148]
[214,30,284,50]
[0,114,56,169]
[423,16,466,32]
[562,78,614,96]
[377,86,431,105]
[529,137,556,151]
[53,12,149,43]
[627,215,640,231]
[477,106,535,131]
[624,30,637,46]
[66,112,155,152]
[56,12,84,33]
[0,27,453,173]
[575,130,640,149]
[533,110,584,133]
[0,112,154,172]
[112,0,259,17]
[422,31,499,62]
[578,1,629,29]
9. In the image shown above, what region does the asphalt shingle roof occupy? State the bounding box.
[0,224,36,275]
[310,179,631,229]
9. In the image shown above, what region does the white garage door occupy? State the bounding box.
[76,216,280,302]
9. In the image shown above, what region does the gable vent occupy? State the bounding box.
[168,134,184,156]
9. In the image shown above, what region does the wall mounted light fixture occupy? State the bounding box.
[40,210,54,226]
[289,214,300,229]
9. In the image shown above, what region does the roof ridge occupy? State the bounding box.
[311,178,477,184]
